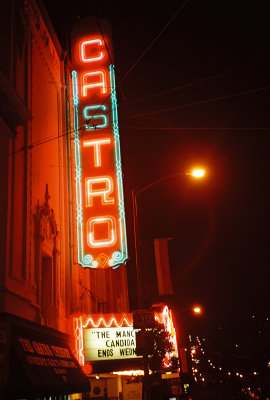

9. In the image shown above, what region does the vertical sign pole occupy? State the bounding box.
[132,189,142,309]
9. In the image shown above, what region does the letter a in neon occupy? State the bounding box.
[81,71,107,97]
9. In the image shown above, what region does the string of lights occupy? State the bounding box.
[186,317,270,400]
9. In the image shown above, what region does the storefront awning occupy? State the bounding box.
[1,315,90,399]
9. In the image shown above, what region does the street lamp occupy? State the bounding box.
[132,168,206,310]
[187,167,206,179]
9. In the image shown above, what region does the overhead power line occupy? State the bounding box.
[1,79,269,161]
[121,127,270,131]
[120,62,260,108]
[75,0,191,125]
[123,84,270,120]
[118,0,191,85]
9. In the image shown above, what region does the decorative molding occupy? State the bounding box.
[34,184,59,258]
[26,0,61,86]
[33,184,59,325]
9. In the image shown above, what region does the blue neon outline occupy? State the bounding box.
[83,105,108,130]
[71,66,128,269]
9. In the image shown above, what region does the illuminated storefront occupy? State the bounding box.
[0,314,90,399]
[0,1,179,398]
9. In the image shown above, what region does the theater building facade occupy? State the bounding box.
[0,0,131,398]
[0,1,179,399]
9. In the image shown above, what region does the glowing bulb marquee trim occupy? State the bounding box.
[73,306,178,368]
[154,305,179,368]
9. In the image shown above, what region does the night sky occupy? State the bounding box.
[43,0,270,360]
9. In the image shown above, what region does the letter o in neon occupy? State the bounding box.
[87,217,116,248]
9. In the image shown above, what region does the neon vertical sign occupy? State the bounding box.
[71,34,128,269]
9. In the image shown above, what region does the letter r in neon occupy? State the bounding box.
[85,177,114,207]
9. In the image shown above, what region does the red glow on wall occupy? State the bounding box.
[82,363,92,375]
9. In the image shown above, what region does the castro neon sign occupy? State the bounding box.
[71,34,128,269]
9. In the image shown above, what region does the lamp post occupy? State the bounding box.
[132,165,206,400]
[132,168,206,310]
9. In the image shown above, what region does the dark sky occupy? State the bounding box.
[43,0,270,353]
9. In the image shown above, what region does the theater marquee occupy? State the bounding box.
[84,327,138,361]
[73,313,138,365]
[71,24,128,269]
[73,306,178,368]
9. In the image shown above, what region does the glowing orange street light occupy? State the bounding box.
[192,306,202,314]
[192,168,205,178]
[186,168,206,179]
[132,168,207,309]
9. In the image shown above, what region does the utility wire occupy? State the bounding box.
[74,0,191,126]
[123,84,270,120]
[10,2,262,156]
[0,122,115,160]
[2,80,270,161]
[118,0,191,85]
[119,62,260,108]
[1,79,270,161]
[120,127,270,131]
